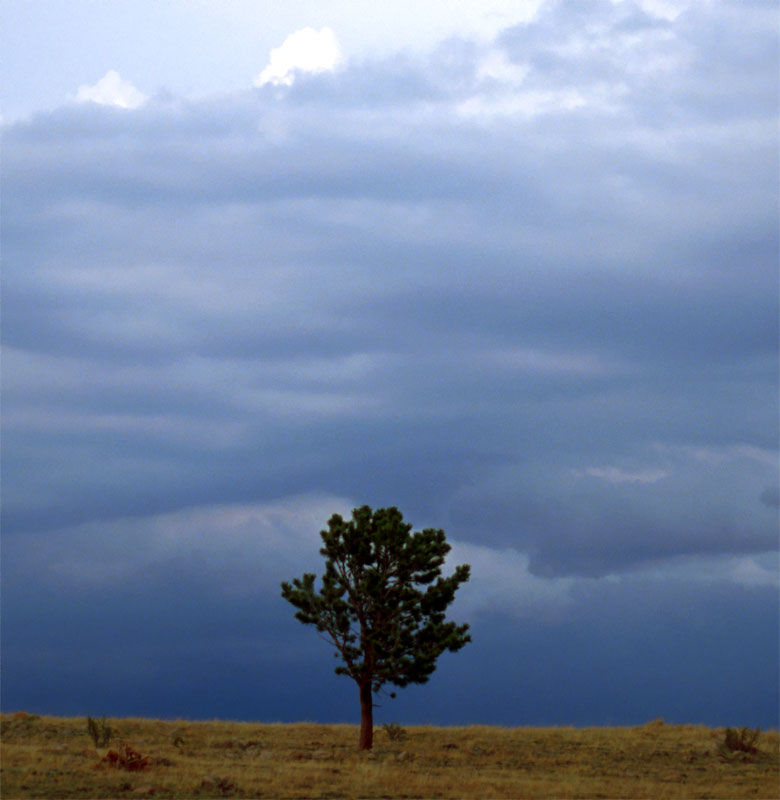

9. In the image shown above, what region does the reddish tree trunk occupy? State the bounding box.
[359,681,373,750]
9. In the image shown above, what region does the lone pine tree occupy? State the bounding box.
[281,505,471,750]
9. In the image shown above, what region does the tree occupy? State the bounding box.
[281,505,471,750]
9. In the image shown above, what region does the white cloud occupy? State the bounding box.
[475,50,529,85]
[457,87,591,120]
[636,0,688,21]
[75,70,147,109]
[254,27,342,87]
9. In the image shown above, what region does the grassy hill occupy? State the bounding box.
[1,712,777,798]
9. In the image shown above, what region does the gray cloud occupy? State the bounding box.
[2,1,776,600]
[760,485,780,509]
[445,445,778,576]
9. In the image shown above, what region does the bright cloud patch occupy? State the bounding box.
[75,70,147,109]
[254,27,342,87]
[17,494,353,593]
[575,466,670,485]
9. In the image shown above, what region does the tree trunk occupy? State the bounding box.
[359,681,373,750]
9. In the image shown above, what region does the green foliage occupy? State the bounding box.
[382,722,408,742]
[86,716,113,749]
[281,505,471,694]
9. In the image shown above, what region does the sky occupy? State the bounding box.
[2,0,778,730]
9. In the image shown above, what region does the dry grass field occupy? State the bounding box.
[1,712,777,799]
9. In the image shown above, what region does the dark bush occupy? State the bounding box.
[724,727,761,753]
[382,722,408,742]
[86,716,113,749]
[717,727,762,761]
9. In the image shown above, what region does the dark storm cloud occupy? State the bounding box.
[2,506,777,726]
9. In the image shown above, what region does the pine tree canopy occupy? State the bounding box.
[280,505,471,693]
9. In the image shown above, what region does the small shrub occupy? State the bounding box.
[722,727,761,754]
[382,722,407,742]
[102,744,150,771]
[216,777,238,795]
[86,716,113,749]
[200,776,238,796]
[716,727,763,762]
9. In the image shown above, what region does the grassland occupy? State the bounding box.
[1,712,777,799]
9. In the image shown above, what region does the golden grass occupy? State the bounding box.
[1,712,777,799]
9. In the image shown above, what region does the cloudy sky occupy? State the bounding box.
[2,0,778,729]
